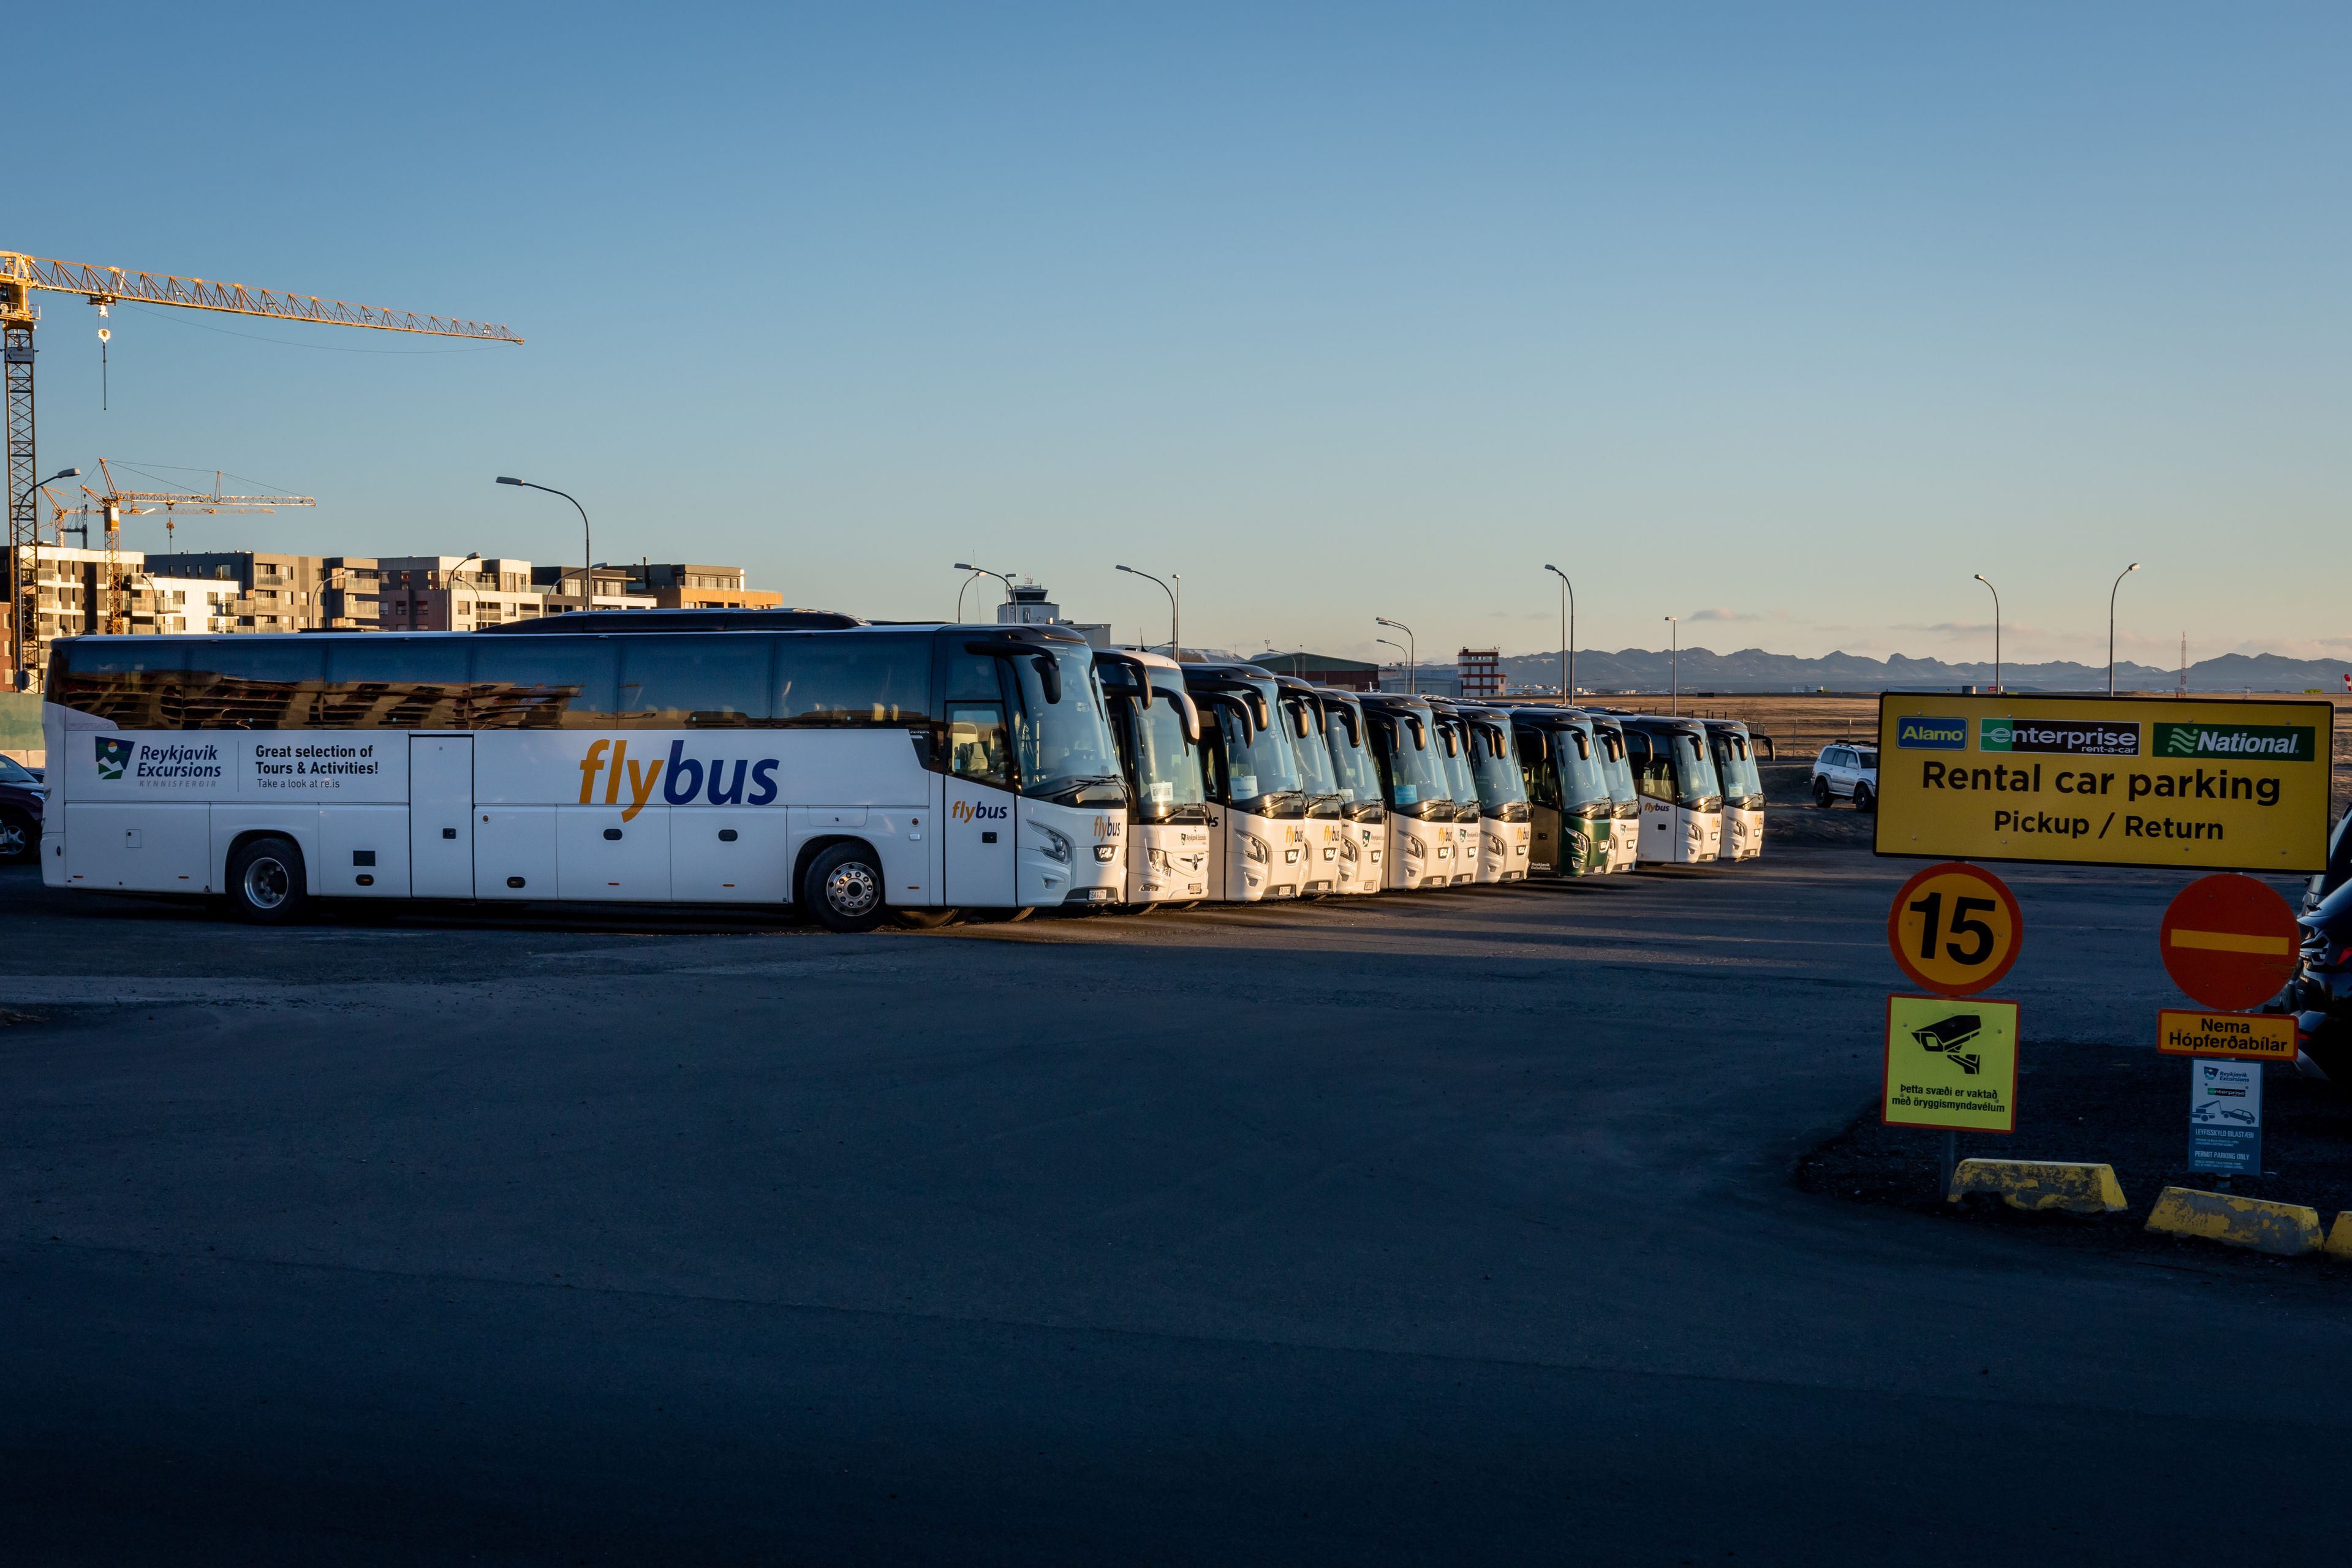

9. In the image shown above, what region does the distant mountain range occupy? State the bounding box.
[1398,647,2348,695]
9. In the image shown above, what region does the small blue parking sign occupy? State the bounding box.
[2187,1057,2261,1175]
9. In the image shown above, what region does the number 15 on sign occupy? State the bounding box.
[1887,862,2024,996]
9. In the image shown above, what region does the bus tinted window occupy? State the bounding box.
[314,637,474,729]
[471,636,619,728]
[777,634,930,725]
[181,638,330,730]
[619,635,773,727]
[49,641,188,729]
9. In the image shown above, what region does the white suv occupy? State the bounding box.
[1810,744,1878,812]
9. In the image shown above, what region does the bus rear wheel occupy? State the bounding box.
[227,835,310,925]
[804,842,888,933]
[894,907,961,930]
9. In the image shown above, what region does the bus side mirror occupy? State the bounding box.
[1031,653,1062,704]
[1407,717,1426,748]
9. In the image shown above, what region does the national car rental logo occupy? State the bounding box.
[94,736,132,781]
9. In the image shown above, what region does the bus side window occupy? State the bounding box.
[946,703,1008,786]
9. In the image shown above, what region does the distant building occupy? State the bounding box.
[996,581,1111,649]
[1247,652,1381,691]
[142,551,337,633]
[629,563,784,611]
[1458,647,1505,698]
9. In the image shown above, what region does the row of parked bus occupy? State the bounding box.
[1089,649,1766,910]
[33,617,1763,931]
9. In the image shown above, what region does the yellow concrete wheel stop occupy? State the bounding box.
[2144,1187,2324,1257]
[2326,1213,2352,1264]
[1945,1159,2125,1213]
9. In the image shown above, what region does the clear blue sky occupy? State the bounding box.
[21,2,2348,667]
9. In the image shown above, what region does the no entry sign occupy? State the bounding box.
[2158,874,2299,1012]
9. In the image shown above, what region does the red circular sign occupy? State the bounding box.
[2159,875,2300,1011]
[1886,861,2025,997]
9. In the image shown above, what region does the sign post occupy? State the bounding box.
[2155,874,2300,1183]
[1884,861,2024,1194]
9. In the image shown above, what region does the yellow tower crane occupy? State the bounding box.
[2,250,521,684]
[86,458,319,634]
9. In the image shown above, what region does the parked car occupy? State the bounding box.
[1809,743,1878,812]
[0,754,43,864]
[2304,809,2352,913]
[2283,877,2352,1084]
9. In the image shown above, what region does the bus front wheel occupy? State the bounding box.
[227,835,310,925]
[805,842,888,933]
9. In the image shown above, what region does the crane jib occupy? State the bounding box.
[1,251,522,343]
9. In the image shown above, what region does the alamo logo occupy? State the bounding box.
[2153,722,2313,761]
[94,736,133,780]
[1895,716,1967,751]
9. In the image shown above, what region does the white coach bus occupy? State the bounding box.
[1705,718,1766,861]
[1095,647,1211,907]
[1620,714,1725,866]
[1179,662,1309,902]
[38,616,1127,930]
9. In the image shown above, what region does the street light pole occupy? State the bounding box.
[1375,617,1416,695]
[1972,573,2001,695]
[10,466,79,687]
[1543,564,1575,701]
[1665,616,1679,715]
[495,477,592,614]
[1375,637,1407,692]
[2108,562,2140,696]
[445,551,482,630]
[953,563,1014,621]
[1116,565,1181,659]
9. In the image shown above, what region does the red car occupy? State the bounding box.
[0,753,43,864]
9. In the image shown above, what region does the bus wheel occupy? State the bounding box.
[227,835,310,925]
[805,843,888,933]
[894,907,961,930]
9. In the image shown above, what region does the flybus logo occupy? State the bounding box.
[2153,722,2313,761]
[94,736,132,780]
[1894,716,1967,750]
[950,800,1008,823]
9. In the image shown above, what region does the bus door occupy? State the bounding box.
[942,698,1017,905]
[409,736,475,898]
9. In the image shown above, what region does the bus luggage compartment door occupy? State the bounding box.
[409,736,475,898]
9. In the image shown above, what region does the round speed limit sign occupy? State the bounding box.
[1886,861,2023,996]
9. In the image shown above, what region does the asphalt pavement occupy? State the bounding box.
[2,840,2346,1564]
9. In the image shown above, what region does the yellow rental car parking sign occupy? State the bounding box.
[1874,694,2332,872]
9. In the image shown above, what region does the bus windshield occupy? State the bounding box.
[1554,723,1613,813]
[1326,706,1383,815]
[1669,729,1723,809]
[1595,728,1638,815]
[1467,721,1528,812]
[1217,701,1305,812]
[1283,698,1344,816]
[1438,722,1479,820]
[1122,689,1208,821]
[1712,731,1763,807]
[1375,710,1450,813]
[1008,644,1125,805]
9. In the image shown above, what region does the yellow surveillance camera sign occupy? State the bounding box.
[1874,695,2332,872]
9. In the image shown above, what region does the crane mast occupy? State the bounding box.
[3,249,520,687]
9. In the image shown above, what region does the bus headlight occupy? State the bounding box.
[1147,847,1171,871]
[1038,825,1073,864]
[1405,837,1425,859]
[1093,845,1117,862]
[1244,834,1271,865]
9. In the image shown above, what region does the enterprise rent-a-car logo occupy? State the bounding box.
[1979,718,2140,756]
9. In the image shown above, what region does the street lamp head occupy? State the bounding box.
[953,562,975,571]
[2127,562,2141,573]
[56,468,79,480]
[1115,564,1135,575]
[1973,573,1988,584]
[495,476,524,486]
[1543,563,1564,578]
